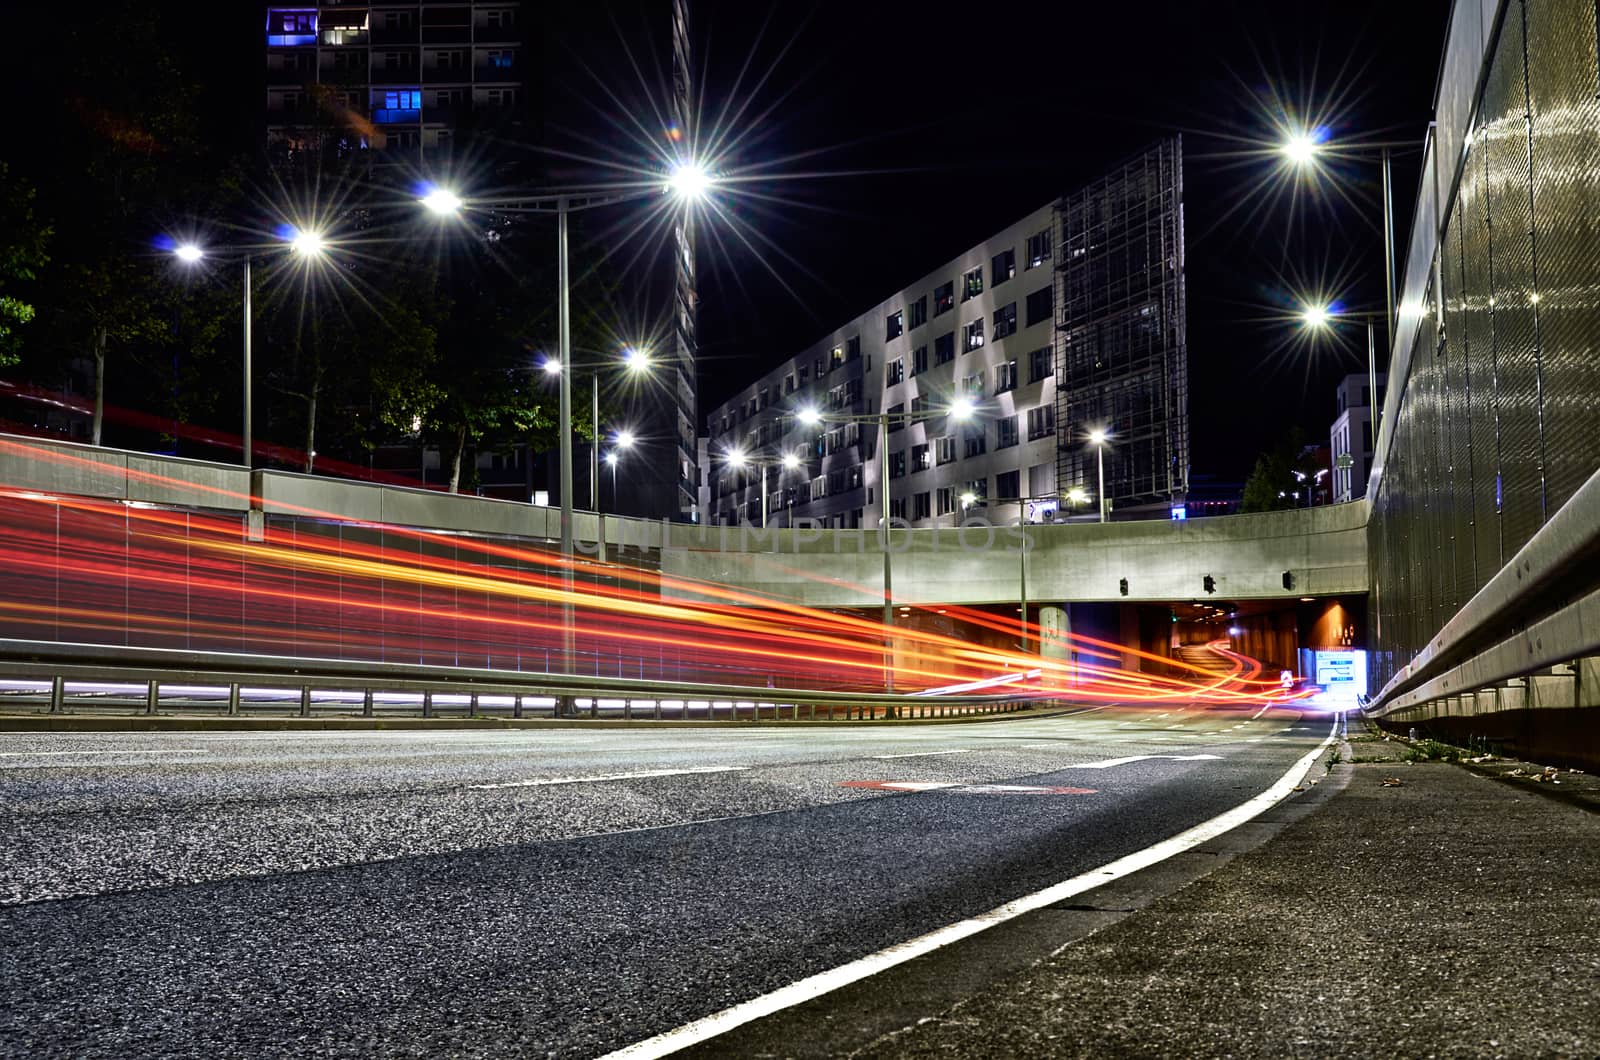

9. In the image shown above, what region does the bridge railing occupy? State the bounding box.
[0,639,1041,723]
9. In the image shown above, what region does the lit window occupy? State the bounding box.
[1026,228,1052,269]
[994,360,1018,392]
[992,249,1015,285]
[934,282,955,316]
[267,9,318,46]
[887,358,904,385]
[886,310,904,341]
[963,318,984,352]
[962,266,983,301]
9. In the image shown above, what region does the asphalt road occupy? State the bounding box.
[0,701,1330,1057]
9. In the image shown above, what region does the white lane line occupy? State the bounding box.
[1251,704,1272,720]
[1065,754,1223,770]
[0,749,205,758]
[468,766,746,791]
[869,750,972,760]
[599,718,1337,1060]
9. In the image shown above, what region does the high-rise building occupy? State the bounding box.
[1330,372,1385,502]
[701,139,1189,528]
[264,3,526,165]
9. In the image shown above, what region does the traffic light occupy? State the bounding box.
[1203,574,1216,594]
[1119,577,1129,597]
[1282,570,1295,591]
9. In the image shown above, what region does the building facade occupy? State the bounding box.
[703,140,1188,529]
[1329,372,1385,503]
[264,2,525,163]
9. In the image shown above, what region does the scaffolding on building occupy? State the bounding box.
[1053,137,1190,517]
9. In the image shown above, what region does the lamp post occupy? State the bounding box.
[600,430,634,562]
[795,396,975,702]
[1299,303,1387,453]
[417,169,710,694]
[170,230,327,467]
[1280,130,1418,402]
[1088,428,1110,523]
[723,447,803,528]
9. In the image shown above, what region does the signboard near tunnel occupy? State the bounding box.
[1312,650,1367,703]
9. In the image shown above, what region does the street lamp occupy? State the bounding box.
[1088,428,1110,523]
[722,446,802,528]
[418,174,707,693]
[793,397,975,700]
[169,228,328,467]
[1300,301,1386,452]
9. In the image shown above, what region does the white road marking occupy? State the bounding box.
[869,749,972,760]
[600,719,1337,1060]
[0,748,205,758]
[1251,704,1271,720]
[467,766,746,790]
[1065,754,1223,770]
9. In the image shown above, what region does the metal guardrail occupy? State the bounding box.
[0,640,1037,722]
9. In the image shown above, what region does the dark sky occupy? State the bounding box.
[541,0,1452,482]
[30,0,1452,483]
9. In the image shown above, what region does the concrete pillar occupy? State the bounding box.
[1039,605,1070,660]
[1579,657,1600,708]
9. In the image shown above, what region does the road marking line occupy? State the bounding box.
[1065,754,1223,770]
[1251,704,1271,720]
[467,766,746,791]
[599,718,1337,1060]
[840,781,1097,796]
[0,749,205,758]
[869,749,972,760]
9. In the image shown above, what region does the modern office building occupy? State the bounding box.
[703,139,1189,529]
[1329,372,1385,502]
[264,2,526,164]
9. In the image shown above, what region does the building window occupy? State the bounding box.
[1026,228,1052,269]
[997,469,1020,500]
[486,50,516,70]
[267,10,318,46]
[936,436,957,465]
[912,443,931,471]
[963,372,985,398]
[483,88,517,107]
[830,345,845,371]
[886,310,904,341]
[887,357,904,385]
[914,492,932,520]
[485,9,516,29]
[846,336,861,361]
[909,296,928,329]
[963,319,985,353]
[811,476,827,500]
[373,89,423,123]
[890,451,907,479]
[962,266,983,301]
[998,415,1019,448]
[887,402,905,432]
[432,49,468,70]
[961,479,988,507]
[934,282,955,316]
[937,486,956,516]
[992,248,1015,285]
[993,302,1017,339]
[910,395,928,414]
[934,332,955,365]
[1028,346,1053,382]
[1027,405,1056,440]
[911,345,928,375]
[891,497,908,521]
[995,360,1018,392]
[963,423,986,458]
[1026,285,1053,327]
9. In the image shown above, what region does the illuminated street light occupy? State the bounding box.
[1300,303,1333,329]
[725,447,749,468]
[420,186,463,215]
[781,452,802,471]
[174,244,204,264]
[667,162,713,200]
[1281,131,1320,167]
[949,397,976,421]
[960,491,978,508]
[542,356,563,375]
[796,405,822,426]
[623,346,652,373]
[1089,429,1110,523]
[615,429,636,449]
[289,229,326,257]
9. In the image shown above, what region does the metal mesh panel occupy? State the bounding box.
[1525,0,1600,514]
[1053,138,1187,513]
[1441,217,1478,608]
[1459,142,1503,578]
[1483,6,1546,557]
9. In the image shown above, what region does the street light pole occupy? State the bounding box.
[242,255,252,468]
[1366,320,1379,453]
[556,198,575,691]
[879,409,894,702]
[1092,433,1108,523]
[1381,147,1397,355]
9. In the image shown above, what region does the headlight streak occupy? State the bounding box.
[0,440,1310,703]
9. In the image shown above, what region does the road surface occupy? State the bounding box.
[0,701,1331,1057]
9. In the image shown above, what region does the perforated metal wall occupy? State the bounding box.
[1370,0,1600,690]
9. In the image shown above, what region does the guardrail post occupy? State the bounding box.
[624,699,632,721]
[362,689,373,717]
[423,691,433,718]
[589,697,598,720]
[513,694,524,720]
[228,683,241,716]
[653,700,661,720]
[469,692,479,718]
[145,680,158,715]
[49,676,64,714]
[299,687,311,717]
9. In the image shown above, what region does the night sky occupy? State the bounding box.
[47,0,1452,484]
[544,0,1452,483]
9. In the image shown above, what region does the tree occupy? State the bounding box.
[0,164,52,367]
[1240,427,1309,512]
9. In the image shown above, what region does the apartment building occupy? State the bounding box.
[1330,372,1385,502]
[703,139,1189,529]
[264,2,525,163]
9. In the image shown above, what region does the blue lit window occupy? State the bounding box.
[372,89,422,124]
[266,10,317,47]
[488,51,514,69]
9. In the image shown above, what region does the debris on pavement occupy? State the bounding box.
[1381,777,1404,787]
